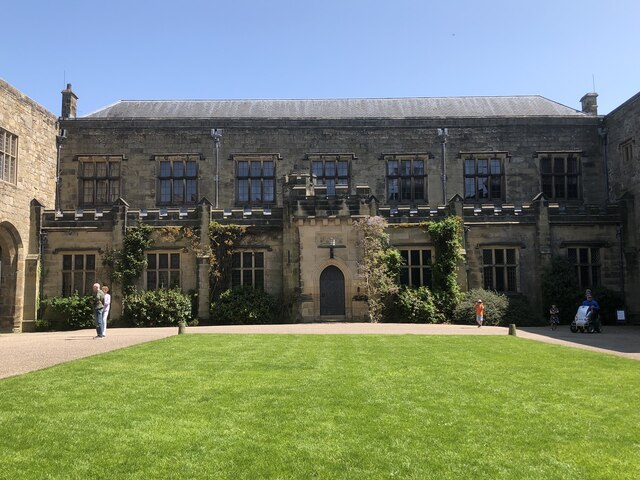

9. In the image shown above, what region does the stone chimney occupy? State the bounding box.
[580,92,598,115]
[61,83,78,119]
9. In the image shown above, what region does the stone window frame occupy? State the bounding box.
[145,251,181,290]
[620,139,634,164]
[231,250,265,290]
[462,152,508,203]
[77,155,124,206]
[537,151,582,201]
[0,127,18,184]
[62,253,96,296]
[232,154,279,206]
[567,246,601,290]
[155,154,200,206]
[481,246,519,293]
[307,153,356,197]
[384,153,429,203]
[397,248,433,288]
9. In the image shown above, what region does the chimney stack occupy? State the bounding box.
[580,92,598,115]
[61,83,78,119]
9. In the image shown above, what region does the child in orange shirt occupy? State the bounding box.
[474,299,484,327]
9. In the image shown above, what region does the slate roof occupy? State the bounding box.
[84,96,586,119]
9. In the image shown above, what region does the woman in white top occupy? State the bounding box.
[101,285,111,336]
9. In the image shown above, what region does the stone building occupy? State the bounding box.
[37,86,637,324]
[0,79,58,332]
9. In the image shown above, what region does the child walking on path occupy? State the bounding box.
[474,299,484,327]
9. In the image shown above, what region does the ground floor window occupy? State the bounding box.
[231,251,264,289]
[568,247,600,289]
[398,249,432,288]
[482,248,518,292]
[62,254,96,296]
[146,252,181,290]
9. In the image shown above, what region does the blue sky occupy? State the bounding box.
[3,0,639,116]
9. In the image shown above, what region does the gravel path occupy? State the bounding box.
[1,323,638,379]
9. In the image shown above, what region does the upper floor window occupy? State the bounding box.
[146,252,181,290]
[0,128,18,184]
[309,154,352,196]
[157,155,199,206]
[482,247,518,292]
[62,253,96,296]
[464,154,505,202]
[539,153,580,200]
[78,155,122,205]
[620,140,634,163]
[398,249,433,288]
[233,154,278,205]
[385,154,427,202]
[231,251,264,290]
[568,247,600,289]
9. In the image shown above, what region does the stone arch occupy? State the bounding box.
[0,221,24,332]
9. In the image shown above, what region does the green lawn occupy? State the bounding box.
[1,335,639,480]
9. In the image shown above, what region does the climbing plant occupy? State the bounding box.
[354,216,401,322]
[208,221,247,300]
[102,223,153,295]
[426,215,463,317]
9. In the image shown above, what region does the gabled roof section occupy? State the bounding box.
[84,96,586,120]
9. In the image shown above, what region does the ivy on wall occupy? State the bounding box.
[102,223,153,295]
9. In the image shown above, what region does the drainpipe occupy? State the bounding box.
[598,124,609,203]
[55,129,66,213]
[437,128,448,204]
[211,129,223,208]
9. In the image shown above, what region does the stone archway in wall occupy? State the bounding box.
[0,222,23,333]
[319,265,345,316]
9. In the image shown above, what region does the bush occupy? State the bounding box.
[122,289,192,327]
[211,287,277,325]
[541,257,582,324]
[505,294,546,326]
[453,289,509,326]
[38,293,94,331]
[382,287,444,323]
[590,286,625,325]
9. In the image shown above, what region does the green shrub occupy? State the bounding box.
[38,294,94,331]
[453,289,509,326]
[505,294,545,326]
[122,289,192,327]
[590,286,625,325]
[211,287,277,325]
[541,257,582,324]
[383,287,444,323]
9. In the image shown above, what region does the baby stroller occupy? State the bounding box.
[570,305,601,333]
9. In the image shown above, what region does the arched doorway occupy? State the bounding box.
[320,265,345,316]
[0,222,21,332]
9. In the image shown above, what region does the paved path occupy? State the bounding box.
[1,324,638,379]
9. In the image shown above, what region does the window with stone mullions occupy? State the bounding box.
[482,248,517,292]
[0,128,18,184]
[568,247,600,289]
[158,159,197,205]
[232,251,264,289]
[464,157,503,201]
[236,160,275,204]
[80,159,121,205]
[312,159,349,196]
[62,254,96,296]
[146,253,181,290]
[540,155,580,200]
[387,159,425,202]
[399,249,432,288]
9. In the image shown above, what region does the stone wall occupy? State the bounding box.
[605,92,640,321]
[0,79,57,332]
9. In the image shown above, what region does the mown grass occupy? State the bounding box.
[0,335,638,479]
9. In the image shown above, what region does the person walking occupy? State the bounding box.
[92,283,106,338]
[101,285,111,337]
[549,304,560,330]
[474,299,484,327]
